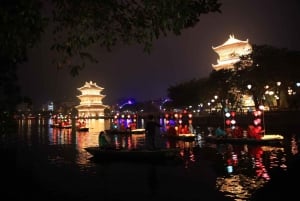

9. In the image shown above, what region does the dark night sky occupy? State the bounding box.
[17,0,300,107]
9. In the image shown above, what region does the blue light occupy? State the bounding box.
[227,165,233,173]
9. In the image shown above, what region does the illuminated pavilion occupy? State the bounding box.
[212,35,255,112]
[75,81,108,118]
[212,34,252,71]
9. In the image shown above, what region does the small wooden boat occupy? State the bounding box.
[84,147,180,162]
[204,134,284,146]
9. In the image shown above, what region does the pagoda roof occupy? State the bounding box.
[75,105,108,109]
[77,81,104,91]
[212,34,249,51]
[77,94,106,98]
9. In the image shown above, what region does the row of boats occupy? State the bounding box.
[49,118,285,162]
[84,130,285,163]
[49,122,284,146]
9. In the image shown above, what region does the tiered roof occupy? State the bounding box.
[212,35,252,71]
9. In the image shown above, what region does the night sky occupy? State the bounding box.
[17,0,300,107]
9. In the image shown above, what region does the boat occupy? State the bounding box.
[105,128,145,135]
[163,133,196,141]
[84,147,180,162]
[76,127,89,132]
[204,134,284,146]
[75,120,88,132]
[131,128,146,134]
[50,123,72,129]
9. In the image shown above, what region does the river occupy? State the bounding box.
[6,117,300,201]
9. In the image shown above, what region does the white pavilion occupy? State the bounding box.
[212,34,252,71]
[75,81,109,118]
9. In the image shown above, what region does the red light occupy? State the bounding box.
[226,119,231,125]
[230,111,236,117]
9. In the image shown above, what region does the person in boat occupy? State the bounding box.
[188,123,194,134]
[215,126,226,137]
[247,125,263,139]
[98,131,114,149]
[167,126,177,136]
[145,114,162,150]
[232,125,243,138]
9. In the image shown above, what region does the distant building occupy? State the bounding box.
[48,101,54,111]
[75,81,109,118]
[212,34,252,71]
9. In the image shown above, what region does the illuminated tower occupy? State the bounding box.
[75,81,108,117]
[212,34,252,71]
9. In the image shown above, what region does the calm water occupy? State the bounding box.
[11,118,300,201]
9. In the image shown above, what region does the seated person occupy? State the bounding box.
[215,126,226,137]
[247,125,263,139]
[232,126,243,138]
[98,131,114,149]
[167,126,177,136]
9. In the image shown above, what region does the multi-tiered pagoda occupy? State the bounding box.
[212,35,255,112]
[212,34,252,71]
[75,81,108,118]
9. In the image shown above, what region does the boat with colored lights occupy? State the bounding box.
[204,134,284,145]
[50,123,72,129]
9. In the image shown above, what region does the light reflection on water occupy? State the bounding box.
[16,118,299,201]
[212,144,288,200]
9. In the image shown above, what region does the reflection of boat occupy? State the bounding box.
[84,147,180,162]
[105,128,145,135]
[163,133,196,141]
[205,134,284,145]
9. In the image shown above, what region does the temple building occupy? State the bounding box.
[212,34,252,71]
[212,35,255,112]
[75,81,108,118]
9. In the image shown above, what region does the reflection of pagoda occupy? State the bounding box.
[212,34,252,71]
[75,81,108,118]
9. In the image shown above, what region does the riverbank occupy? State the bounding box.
[192,110,300,134]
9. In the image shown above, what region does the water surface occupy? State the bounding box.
[11,118,300,201]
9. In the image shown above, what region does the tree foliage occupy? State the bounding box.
[235,45,300,107]
[50,0,221,75]
[168,78,206,107]
[0,0,48,115]
[167,45,300,110]
[0,0,222,116]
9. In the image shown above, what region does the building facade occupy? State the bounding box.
[75,81,108,118]
[212,34,252,71]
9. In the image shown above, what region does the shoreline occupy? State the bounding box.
[192,110,300,134]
